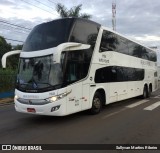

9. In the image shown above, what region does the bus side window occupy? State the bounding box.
[111,67,117,82]
[154,71,158,77]
[116,36,129,55]
[100,30,117,52]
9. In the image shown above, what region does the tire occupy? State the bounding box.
[90,92,102,115]
[148,85,152,98]
[142,85,148,99]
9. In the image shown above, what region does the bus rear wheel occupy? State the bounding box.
[148,85,152,98]
[90,92,102,115]
[142,85,148,99]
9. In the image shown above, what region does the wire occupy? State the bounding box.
[0,28,28,36]
[0,19,32,31]
[34,0,56,10]
[21,0,59,16]
[4,38,24,43]
[1,0,60,44]
[0,24,29,34]
[47,0,57,5]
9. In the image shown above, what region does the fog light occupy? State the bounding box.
[51,105,60,112]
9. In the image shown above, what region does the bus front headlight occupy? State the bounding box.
[14,95,19,100]
[49,96,57,102]
[46,90,72,102]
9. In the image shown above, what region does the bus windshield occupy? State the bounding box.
[17,55,63,92]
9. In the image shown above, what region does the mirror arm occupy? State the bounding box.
[1,50,21,68]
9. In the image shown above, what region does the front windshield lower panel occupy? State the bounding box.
[16,55,63,92]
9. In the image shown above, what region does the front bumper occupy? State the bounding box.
[15,99,67,116]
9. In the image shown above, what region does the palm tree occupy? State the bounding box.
[56,3,91,19]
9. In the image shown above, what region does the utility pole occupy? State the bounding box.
[112,0,116,31]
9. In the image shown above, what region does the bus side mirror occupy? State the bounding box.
[1,50,21,68]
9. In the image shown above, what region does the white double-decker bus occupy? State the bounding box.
[2,18,158,116]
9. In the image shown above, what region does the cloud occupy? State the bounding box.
[76,0,160,46]
[0,0,15,6]
[0,0,160,50]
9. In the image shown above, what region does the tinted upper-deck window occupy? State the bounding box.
[23,19,73,51]
[70,20,100,48]
[100,31,118,52]
[116,35,129,55]
[100,30,128,55]
[23,18,100,52]
[100,30,157,62]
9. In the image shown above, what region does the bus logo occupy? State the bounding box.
[2,145,11,150]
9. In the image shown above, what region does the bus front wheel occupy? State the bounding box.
[90,92,102,115]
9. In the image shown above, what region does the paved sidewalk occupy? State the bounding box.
[0,97,14,104]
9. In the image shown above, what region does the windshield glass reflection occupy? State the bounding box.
[17,55,63,91]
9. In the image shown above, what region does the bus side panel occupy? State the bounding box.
[134,81,143,97]
[108,83,118,103]
[117,82,127,101]
[66,82,82,115]
[127,82,135,98]
[82,84,90,110]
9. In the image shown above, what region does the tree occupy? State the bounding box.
[0,36,12,58]
[0,36,22,69]
[56,3,91,19]
[13,44,23,50]
[0,36,12,68]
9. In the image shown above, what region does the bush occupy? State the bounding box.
[0,69,17,92]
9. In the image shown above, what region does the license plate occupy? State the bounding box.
[27,108,36,113]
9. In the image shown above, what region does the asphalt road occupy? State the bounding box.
[0,90,160,153]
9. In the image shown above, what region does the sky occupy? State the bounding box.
[0,0,160,61]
